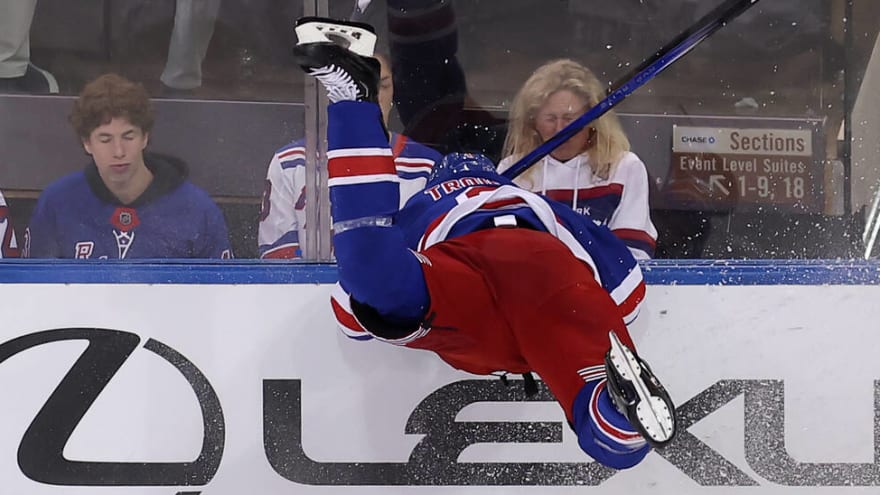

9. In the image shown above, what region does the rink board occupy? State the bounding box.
[0,261,878,494]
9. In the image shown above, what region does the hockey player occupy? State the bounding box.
[293,18,676,469]
[24,74,232,259]
[258,52,440,259]
[0,190,20,258]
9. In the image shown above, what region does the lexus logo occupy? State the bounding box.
[0,328,223,489]
[2,328,880,490]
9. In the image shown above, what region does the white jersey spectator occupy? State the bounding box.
[0,190,20,257]
[258,51,441,258]
[258,133,440,258]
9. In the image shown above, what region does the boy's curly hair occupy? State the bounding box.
[69,73,154,140]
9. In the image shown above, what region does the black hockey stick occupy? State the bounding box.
[502,0,761,180]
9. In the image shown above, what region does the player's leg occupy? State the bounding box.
[293,17,382,104]
[494,230,653,468]
[604,331,676,448]
[295,18,427,325]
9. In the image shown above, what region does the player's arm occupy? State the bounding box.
[607,153,657,259]
[294,21,430,336]
[258,147,307,259]
[328,101,429,328]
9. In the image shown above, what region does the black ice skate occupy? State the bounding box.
[293,17,381,104]
[604,331,676,448]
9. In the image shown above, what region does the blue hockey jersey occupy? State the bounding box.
[395,172,644,322]
[326,102,644,340]
[25,154,232,259]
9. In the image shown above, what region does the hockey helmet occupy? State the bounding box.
[429,152,497,182]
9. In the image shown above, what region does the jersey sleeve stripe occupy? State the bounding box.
[589,380,645,445]
[397,171,431,181]
[260,243,300,259]
[418,213,448,251]
[396,164,433,175]
[609,263,644,306]
[327,147,393,159]
[613,228,657,247]
[624,241,655,259]
[328,174,401,187]
[578,365,606,382]
[279,148,305,159]
[395,158,435,167]
[617,280,646,324]
[330,286,374,341]
[329,156,397,179]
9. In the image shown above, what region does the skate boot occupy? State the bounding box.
[293,17,381,103]
[604,331,676,448]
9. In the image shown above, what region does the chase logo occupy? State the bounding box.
[672,126,726,153]
[680,134,716,144]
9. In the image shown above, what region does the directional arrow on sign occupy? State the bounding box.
[709,175,730,196]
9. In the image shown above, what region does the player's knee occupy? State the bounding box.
[571,379,651,469]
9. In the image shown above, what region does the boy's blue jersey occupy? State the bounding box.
[25,156,232,259]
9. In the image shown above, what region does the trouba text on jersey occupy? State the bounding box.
[422,176,500,201]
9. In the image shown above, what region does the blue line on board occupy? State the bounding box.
[1,259,880,285]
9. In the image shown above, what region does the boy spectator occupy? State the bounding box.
[24,73,232,259]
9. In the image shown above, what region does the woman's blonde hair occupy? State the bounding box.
[502,59,630,185]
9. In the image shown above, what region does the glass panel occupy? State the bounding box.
[382,0,879,259]
[0,0,315,261]
[1,0,879,264]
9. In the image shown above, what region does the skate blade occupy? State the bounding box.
[295,19,377,57]
[608,331,675,445]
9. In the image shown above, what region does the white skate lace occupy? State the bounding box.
[308,65,360,103]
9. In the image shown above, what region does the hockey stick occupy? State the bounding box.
[502,0,761,180]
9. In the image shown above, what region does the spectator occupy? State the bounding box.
[345,0,388,53]
[0,0,58,94]
[0,0,218,95]
[385,0,505,158]
[24,73,232,259]
[0,190,20,257]
[258,52,440,259]
[497,59,657,259]
[160,0,221,95]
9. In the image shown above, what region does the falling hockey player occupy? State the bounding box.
[293,17,676,469]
